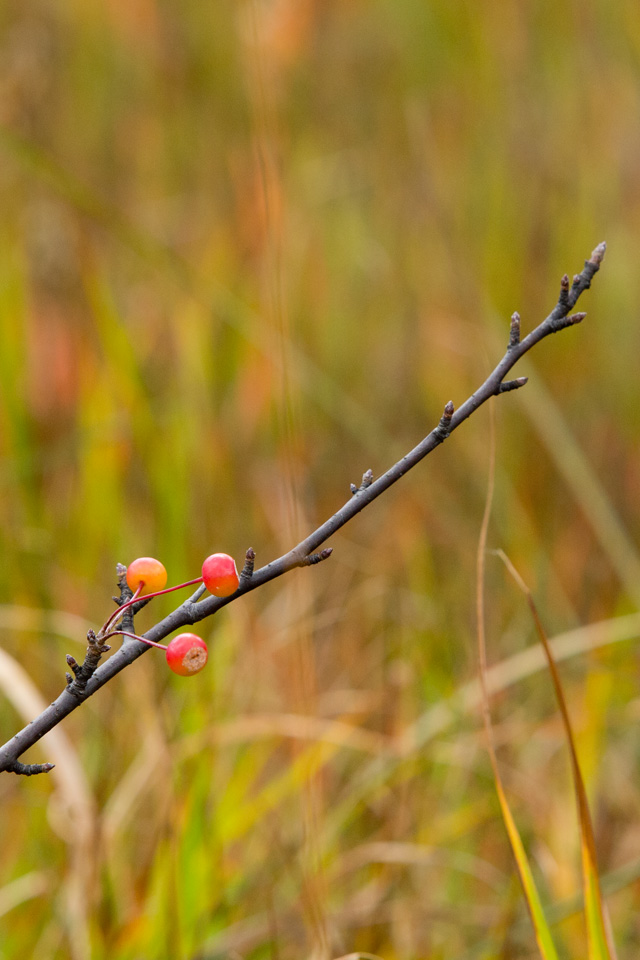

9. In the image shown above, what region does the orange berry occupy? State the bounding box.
[201,553,239,597]
[165,633,208,676]
[126,557,167,596]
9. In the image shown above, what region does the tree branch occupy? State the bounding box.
[0,242,606,774]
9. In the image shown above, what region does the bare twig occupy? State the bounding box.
[300,548,333,567]
[0,243,606,774]
[498,377,528,394]
[5,760,55,776]
[66,630,112,699]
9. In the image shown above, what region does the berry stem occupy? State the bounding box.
[101,583,142,634]
[100,577,204,635]
[105,630,168,651]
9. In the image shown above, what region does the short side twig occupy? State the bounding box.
[6,760,56,776]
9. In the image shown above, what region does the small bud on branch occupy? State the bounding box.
[240,548,256,585]
[509,312,521,348]
[498,377,528,394]
[589,241,607,266]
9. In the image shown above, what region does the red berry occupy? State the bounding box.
[126,557,167,596]
[165,633,208,676]
[201,553,239,597]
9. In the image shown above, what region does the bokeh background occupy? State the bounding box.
[0,1,639,958]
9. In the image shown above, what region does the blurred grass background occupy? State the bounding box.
[0,0,639,957]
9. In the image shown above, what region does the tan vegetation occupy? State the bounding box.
[0,2,638,957]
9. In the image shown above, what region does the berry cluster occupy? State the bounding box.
[99,553,240,676]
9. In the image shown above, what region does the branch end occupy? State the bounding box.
[589,241,607,266]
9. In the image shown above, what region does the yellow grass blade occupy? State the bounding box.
[496,551,618,960]
[491,778,561,960]
[477,405,560,960]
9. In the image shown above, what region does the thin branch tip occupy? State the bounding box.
[589,241,607,265]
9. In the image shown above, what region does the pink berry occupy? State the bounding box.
[201,553,239,597]
[165,633,208,676]
[126,557,167,596]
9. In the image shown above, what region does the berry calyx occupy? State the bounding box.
[166,633,208,676]
[202,553,239,597]
[126,557,167,596]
